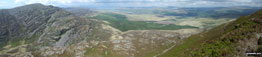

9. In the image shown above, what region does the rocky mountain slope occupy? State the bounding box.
[0,3,96,57]
[0,3,201,57]
[160,10,262,57]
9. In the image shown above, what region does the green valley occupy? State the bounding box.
[91,13,198,31]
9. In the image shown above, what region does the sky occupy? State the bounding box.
[0,0,261,8]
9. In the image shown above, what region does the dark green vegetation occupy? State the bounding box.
[161,10,262,57]
[92,13,198,31]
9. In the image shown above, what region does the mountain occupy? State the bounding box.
[5,3,258,57]
[0,3,201,57]
[160,10,262,57]
[0,3,97,57]
[64,7,97,16]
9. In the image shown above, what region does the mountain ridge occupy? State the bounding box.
[0,3,98,57]
[0,3,201,57]
[160,9,262,57]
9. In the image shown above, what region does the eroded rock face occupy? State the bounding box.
[0,3,97,57]
[73,21,202,57]
[0,9,22,47]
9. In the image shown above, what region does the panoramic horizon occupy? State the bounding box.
[0,0,262,57]
[0,0,262,9]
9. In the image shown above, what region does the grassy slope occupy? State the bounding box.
[160,10,262,57]
[92,13,197,32]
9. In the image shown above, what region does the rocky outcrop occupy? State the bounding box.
[0,3,97,57]
[0,9,23,49]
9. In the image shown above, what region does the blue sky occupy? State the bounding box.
[0,0,261,8]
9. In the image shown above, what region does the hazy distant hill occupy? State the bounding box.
[64,7,97,16]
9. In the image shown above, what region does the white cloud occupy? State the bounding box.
[0,1,7,7]
[232,0,252,3]
[11,0,262,7]
[14,0,95,4]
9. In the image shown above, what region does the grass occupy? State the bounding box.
[188,15,259,56]
[85,48,96,56]
[160,23,229,57]
[92,13,198,32]
[8,37,25,47]
[160,10,262,57]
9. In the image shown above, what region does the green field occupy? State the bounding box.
[91,13,198,31]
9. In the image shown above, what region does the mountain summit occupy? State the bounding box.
[0,3,96,56]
